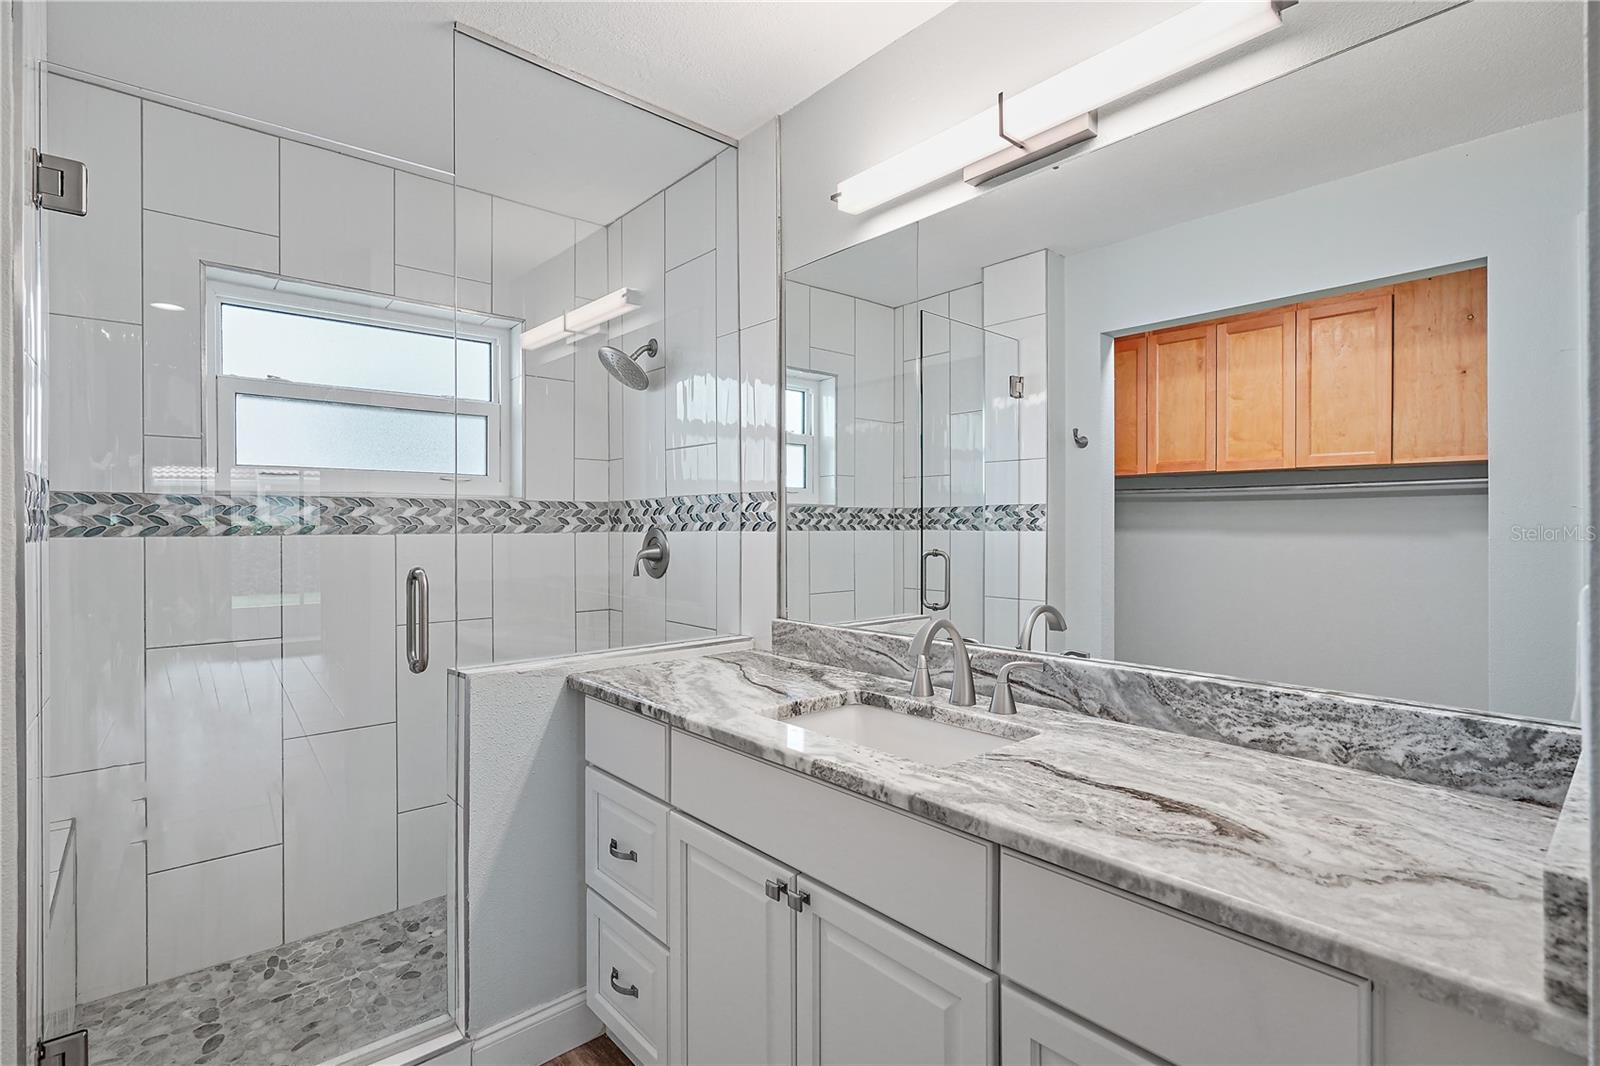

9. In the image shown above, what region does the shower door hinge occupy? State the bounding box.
[37,1029,89,1066]
[1009,375,1025,399]
[33,150,87,216]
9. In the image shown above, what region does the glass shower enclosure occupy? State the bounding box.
[27,18,740,1065]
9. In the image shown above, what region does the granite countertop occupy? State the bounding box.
[568,650,1584,1054]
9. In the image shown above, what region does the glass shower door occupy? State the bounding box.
[915,310,1029,645]
[35,63,464,1064]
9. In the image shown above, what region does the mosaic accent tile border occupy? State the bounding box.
[24,471,48,544]
[49,489,781,538]
[786,502,1045,532]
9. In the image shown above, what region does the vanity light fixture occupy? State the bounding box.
[520,287,640,351]
[833,0,1286,214]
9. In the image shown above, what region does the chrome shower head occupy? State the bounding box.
[597,338,657,391]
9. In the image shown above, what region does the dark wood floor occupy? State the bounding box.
[542,1035,633,1066]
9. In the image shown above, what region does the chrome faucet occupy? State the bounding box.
[988,661,1043,716]
[908,618,977,706]
[1017,604,1066,651]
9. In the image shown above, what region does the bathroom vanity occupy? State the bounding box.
[567,633,1585,1066]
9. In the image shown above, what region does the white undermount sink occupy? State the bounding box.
[784,701,1019,768]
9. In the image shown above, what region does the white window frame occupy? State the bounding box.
[204,270,519,496]
[785,373,823,504]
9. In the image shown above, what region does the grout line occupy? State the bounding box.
[147,841,282,878]
[142,205,278,240]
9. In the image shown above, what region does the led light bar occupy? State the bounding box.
[833,1,1283,214]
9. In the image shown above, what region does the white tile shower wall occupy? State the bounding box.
[147,845,284,982]
[142,209,279,438]
[283,724,398,940]
[280,140,395,294]
[43,68,758,1000]
[981,252,1049,645]
[784,280,904,623]
[281,535,397,738]
[145,639,283,872]
[609,151,747,642]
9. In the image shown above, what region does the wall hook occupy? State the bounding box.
[1072,428,1089,448]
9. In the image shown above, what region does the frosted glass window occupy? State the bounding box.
[785,444,807,490]
[235,394,488,476]
[785,387,808,434]
[221,304,492,401]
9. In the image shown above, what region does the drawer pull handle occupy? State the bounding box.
[608,838,638,862]
[609,967,639,998]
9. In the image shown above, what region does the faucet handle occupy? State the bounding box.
[909,653,935,698]
[989,661,1043,716]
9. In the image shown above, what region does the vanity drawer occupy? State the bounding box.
[585,766,669,941]
[585,696,668,799]
[671,731,995,966]
[1000,851,1370,1066]
[587,889,668,1066]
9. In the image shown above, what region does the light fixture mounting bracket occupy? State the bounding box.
[996,92,1028,152]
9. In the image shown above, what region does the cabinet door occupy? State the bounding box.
[668,813,796,1066]
[1000,984,1161,1066]
[1392,267,1487,463]
[1112,334,1147,476]
[1295,291,1393,467]
[1216,311,1295,471]
[796,878,995,1066]
[1145,323,1216,472]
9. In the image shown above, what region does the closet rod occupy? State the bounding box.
[1115,477,1487,500]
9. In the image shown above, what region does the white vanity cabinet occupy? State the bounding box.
[667,813,796,1066]
[581,695,1576,1066]
[795,879,995,1065]
[1001,984,1162,1066]
[665,803,994,1066]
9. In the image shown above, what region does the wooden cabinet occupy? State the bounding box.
[1113,334,1147,475]
[1296,290,1394,468]
[668,813,795,1066]
[1217,310,1296,471]
[1392,268,1488,463]
[796,879,996,1066]
[1114,265,1486,477]
[1146,323,1216,473]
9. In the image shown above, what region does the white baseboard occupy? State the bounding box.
[471,988,602,1066]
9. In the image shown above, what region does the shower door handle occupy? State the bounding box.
[920,548,950,612]
[405,567,429,674]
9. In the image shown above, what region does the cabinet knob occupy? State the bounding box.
[764,878,787,902]
[608,838,638,862]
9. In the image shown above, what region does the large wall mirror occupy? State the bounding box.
[778,1,1584,723]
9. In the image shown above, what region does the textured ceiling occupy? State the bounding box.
[433,1,953,138]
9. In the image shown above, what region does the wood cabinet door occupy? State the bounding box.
[1145,323,1216,473]
[796,879,995,1066]
[1392,266,1487,463]
[1217,310,1295,471]
[1113,334,1148,475]
[668,813,796,1066]
[1295,291,1393,467]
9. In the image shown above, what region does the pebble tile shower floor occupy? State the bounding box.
[76,897,448,1065]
